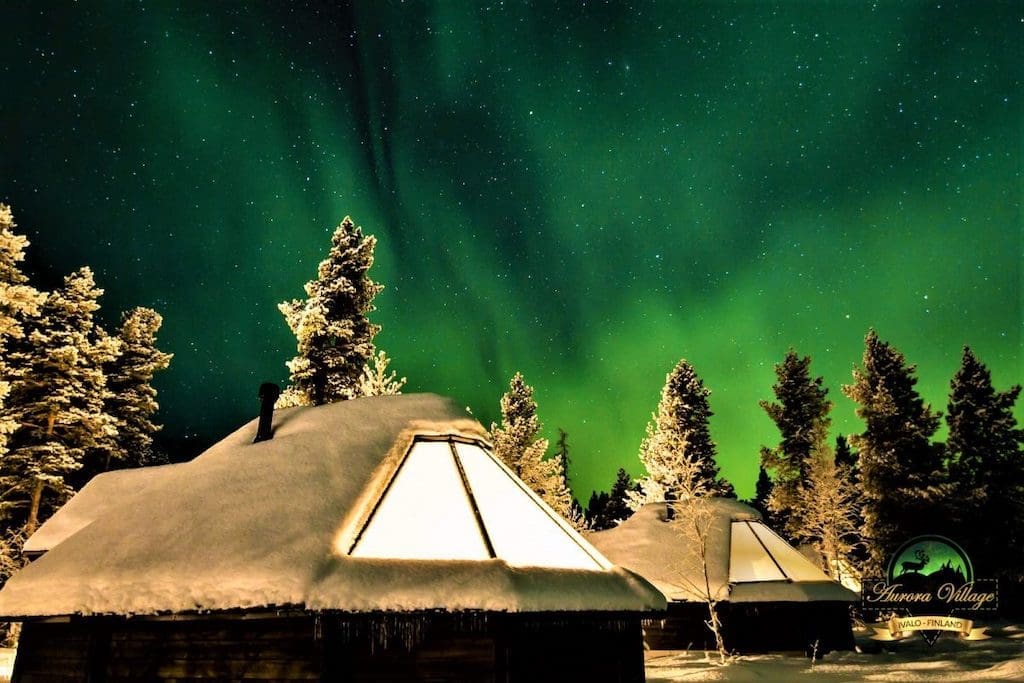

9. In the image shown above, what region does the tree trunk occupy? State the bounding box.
[706,599,727,664]
[26,479,44,536]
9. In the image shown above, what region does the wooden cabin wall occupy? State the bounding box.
[13,612,645,683]
[15,617,322,683]
[642,601,854,654]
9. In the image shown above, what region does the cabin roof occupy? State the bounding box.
[588,501,857,604]
[0,394,664,618]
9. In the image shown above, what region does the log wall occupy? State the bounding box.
[12,612,645,683]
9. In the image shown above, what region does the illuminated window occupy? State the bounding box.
[729,520,832,583]
[350,438,607,571]
[350,441,489,560]
[454,442,607,570]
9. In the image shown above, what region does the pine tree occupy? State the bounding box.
[356,349,406,397]
[0,205,45,458]
[554,428,571,489]
[946,346,1024,578]
[279,216,383,406]
[586,490,611,530]
[759,349,832,540]
[749,465,774,523]
[1,268,117,533]
[834,434,856,469]
[842,330,946,569]
[490,373,575,521]
[606,467,637,525]
[634,359,732,502]
[104,308,173,468]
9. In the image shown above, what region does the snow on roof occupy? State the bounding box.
[587,501,857,604]
[0,394,664,618]
[23,464,176,555]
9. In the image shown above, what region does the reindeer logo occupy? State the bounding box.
[898,548,929,576]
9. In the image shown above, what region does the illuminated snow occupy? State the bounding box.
[590,501,858,604]
[0,395,662,618]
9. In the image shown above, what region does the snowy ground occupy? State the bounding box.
[645,622,1024,682]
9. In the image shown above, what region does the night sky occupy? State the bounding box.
[2,2,1020,500]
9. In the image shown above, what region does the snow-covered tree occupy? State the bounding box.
[0,204,45,457]
[759,349,832,541]
[664,457,729,663]
[842,330,946,569]
[633,359,732,504]
[791,441,862,587]
[0,525,26,645]
[279,216,383,406]
[945,346,1024,578]
[1,268,117,533]
[490,373,575,522]
[356,349,406,397]
[103,308,173,468]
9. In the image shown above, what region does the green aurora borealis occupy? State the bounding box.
[2,2,1020,500]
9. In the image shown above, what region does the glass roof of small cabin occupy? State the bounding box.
[729,520,832,583]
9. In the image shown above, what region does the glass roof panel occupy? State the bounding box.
[454,442,606,570]
[748,521,831,581]
[351,440,489,560]
[729,521,786,582]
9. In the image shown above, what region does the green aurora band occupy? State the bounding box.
[2,2,1020,499]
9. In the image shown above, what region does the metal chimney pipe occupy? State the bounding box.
[665,490,676,521]
[254,383,281,443]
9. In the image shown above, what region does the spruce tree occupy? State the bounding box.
[605,467,637,526]
[0,205,45,458]
[834,434,856,469]
[842,330,946,569]
[749,465,774,523]
[946,346,1024,577]
[759,349,832,540]
[2,268,117,533]
[104,308,173,468]
[636,359,732,500]
[279,216,383,406]
[490,373,574,520]
[355,349,406,397]
[554,428,571,489]
[586,490,611,530]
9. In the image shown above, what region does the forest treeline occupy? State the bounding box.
[574,334,1024,588]
[1,207,1021,621]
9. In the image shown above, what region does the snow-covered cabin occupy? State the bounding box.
[0,393,664,682]
[588,499,857,653]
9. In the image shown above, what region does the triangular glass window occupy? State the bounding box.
[747,521,831,581]
[729,521,787,582]
[350,437,608,571]
[350,440,489,560]
[454,442,608,570]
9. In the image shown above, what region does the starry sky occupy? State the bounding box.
[2,2,1020,500]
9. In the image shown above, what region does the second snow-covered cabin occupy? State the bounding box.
[0,393,664,682]
[588,499,857,654]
